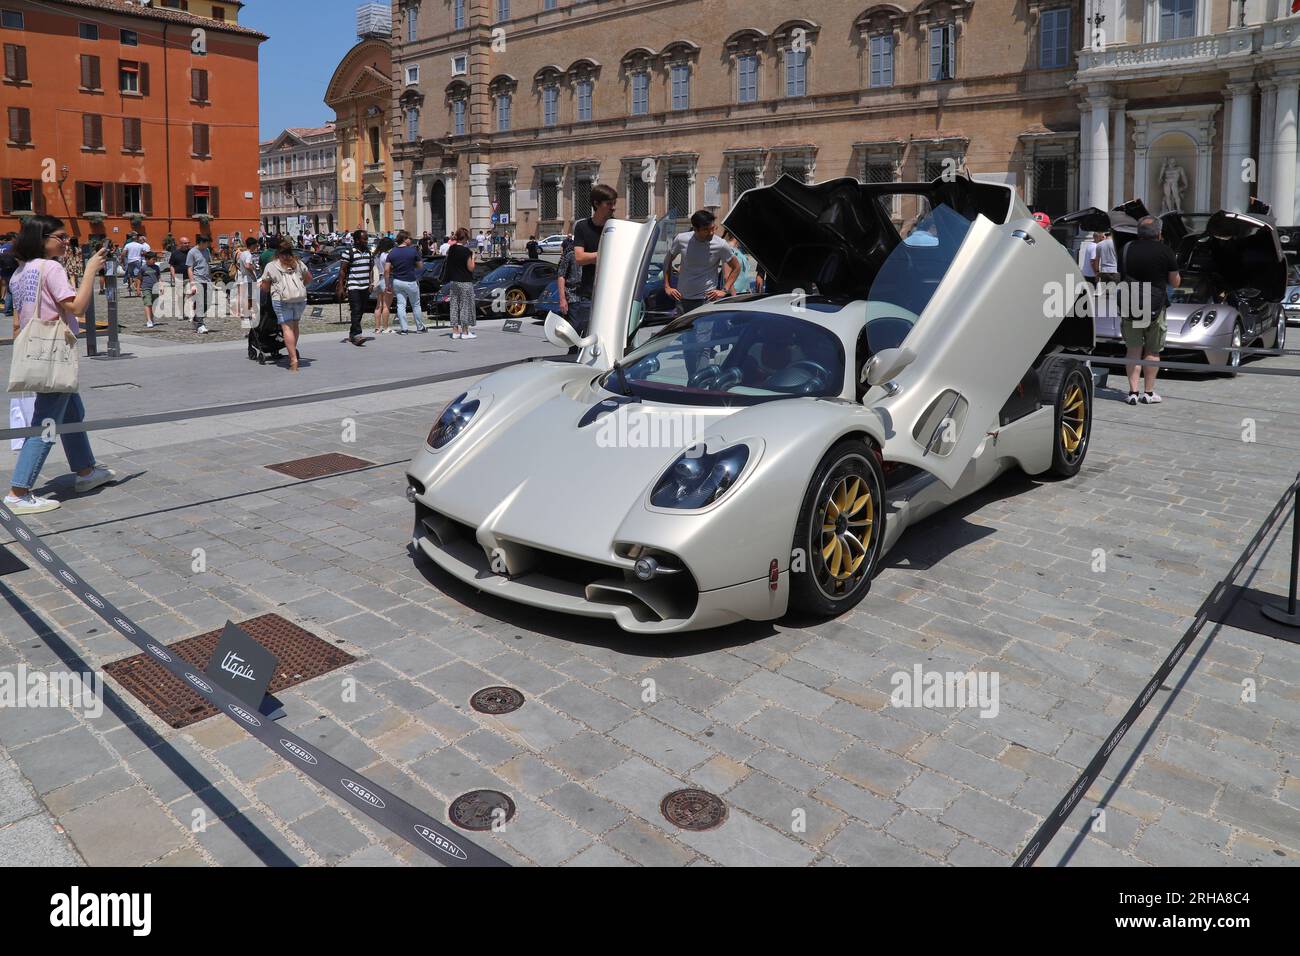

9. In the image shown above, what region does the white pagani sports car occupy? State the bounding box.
[406,175,1096,633]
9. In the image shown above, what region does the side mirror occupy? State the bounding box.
[543,311,599,353]
[863,347,917,388]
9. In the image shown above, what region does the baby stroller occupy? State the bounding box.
[247,290,284,365]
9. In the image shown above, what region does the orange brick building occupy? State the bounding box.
[0,0,265,249]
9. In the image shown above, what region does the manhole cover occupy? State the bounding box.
[470,686,525,715]
[103,614,356,728]
[265,453,375,480]
[449,790,516,831]
[661,788,727,831]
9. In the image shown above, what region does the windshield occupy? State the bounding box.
[604,309,845,406]
[1168,275,1222,304]
[481,265,522,284]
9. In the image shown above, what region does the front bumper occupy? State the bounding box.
[410,499,786,633]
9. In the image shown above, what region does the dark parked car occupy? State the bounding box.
[535,261,676,335]
[305,255,445,310]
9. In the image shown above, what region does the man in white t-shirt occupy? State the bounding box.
[122,234,146,296]
[664,209,740,317]
[1078,232,1099,285]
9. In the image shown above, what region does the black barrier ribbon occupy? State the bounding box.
[0,360,526,442]
[1014,471,1300,867]
[1081,354,1300,377]
[0,501,508,868]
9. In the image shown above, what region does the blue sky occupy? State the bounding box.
[242,1,363,140]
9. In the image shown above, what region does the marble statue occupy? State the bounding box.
[1159,158,1188,214]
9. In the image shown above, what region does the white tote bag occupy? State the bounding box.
[7,261,80,394]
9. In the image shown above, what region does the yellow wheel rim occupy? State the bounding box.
[1060,379,1087,460]
[816,469,876,596]
[506,288,527,317]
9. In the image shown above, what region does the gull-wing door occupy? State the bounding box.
[583,217,672,369]
[871,196,1082,488]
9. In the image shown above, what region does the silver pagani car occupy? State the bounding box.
[1067,201,1286,371]
[405,175,1096,633]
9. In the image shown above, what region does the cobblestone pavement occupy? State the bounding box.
[0,338,1298,866]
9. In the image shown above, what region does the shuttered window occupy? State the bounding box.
[7,106,30,144]
[122,116,142,151]
[80,54,101,90]
[3,43,27,82]
[192,122,210,157]
[191,67,208,102]
[82,113,103,149]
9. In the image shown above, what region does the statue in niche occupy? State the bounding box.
[1159,158,1188,214]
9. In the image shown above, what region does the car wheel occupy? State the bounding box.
[1221,321,1244,377]
[1040,359,1092,478]
[1276,306,1287,352]
[788,439,885,617]
[505,287,528,317]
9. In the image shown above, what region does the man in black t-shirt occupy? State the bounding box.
[526,236,540,259]
[568,184,618,335]
[1120,216,1181,405]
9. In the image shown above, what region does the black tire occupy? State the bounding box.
[1275,305,1286,353]
[788,439,886,617]
[247,344,256,360]
[1221,321,1244,377]
[1039,358,1092,478]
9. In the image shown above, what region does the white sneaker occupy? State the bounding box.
[1126,393,1139,406]
[452,332,462,339]
[463,332,477,339]
[196,325,210,334]
[1139,391,1163,404]
[74,465,116,493]
[3,493,60,515]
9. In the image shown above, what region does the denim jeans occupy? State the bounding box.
[12,392,95,491]
[393,279,425,331]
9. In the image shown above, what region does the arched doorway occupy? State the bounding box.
[430,180,446,239]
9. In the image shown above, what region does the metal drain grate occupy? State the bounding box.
[265,453,375,480]
[469,686,525,715]
[103,613,356,728]
[661,788,727,831]
[449,790,516,831]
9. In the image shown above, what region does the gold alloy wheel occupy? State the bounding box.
[816,472,876,596]
[1061,379,1087,460]
[505,288,527,317]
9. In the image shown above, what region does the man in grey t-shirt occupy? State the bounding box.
[185,234,214,334]
[664,210,740,317]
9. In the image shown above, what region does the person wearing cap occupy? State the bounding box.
[1032,211,1052,230]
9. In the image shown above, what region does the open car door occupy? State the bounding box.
[582,217,670,369]
[872,202,1083,488]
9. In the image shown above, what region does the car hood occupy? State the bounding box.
[723,173,1020,300]
[421,374,777,560]
[1176,211,1286,301]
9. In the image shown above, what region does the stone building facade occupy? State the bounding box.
[388,0,1300,243]
[327,32,397,235]
[258,124,337,236]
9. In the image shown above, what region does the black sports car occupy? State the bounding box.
[305,256,445,309]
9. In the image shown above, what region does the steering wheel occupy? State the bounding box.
[785,360,831,388]
[688,365,722,389]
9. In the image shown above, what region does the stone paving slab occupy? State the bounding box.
[0,348,1298,866]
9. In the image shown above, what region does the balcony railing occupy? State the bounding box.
[1077,27,1257,75]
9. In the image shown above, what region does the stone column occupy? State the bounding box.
[468,160,491,234]
[414,175,428,236]
[1224,80,1255,212]
[1259,82,1277,205]
[1272,74,1299,226]
[1087,93,1112,211]
[1110,102,1127,205]
[1078,100,1092,209]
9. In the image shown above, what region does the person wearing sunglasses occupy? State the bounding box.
[4,216,116,515]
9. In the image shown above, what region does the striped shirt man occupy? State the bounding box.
[341,245,373,291]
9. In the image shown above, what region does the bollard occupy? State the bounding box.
[106,274,120,357]
[84,293,97,356]
[1262,483,1300,627]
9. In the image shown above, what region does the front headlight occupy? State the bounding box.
[1204,309,1217,326]
[427,393,479,449]
[650,444,750,509]
[1290,291,1299,304]
[1189,309,1204,325]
